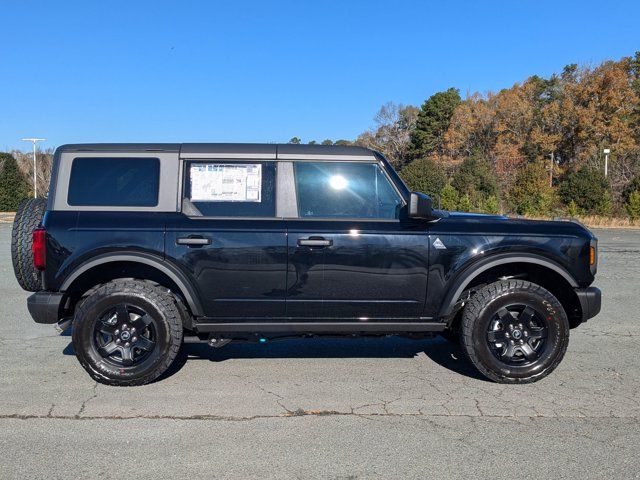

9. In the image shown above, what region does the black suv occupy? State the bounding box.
[12,143,601,386]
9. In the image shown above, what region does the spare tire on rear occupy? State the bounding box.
[11,198,47,291]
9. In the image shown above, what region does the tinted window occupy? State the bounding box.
[184,161,276,217]
[68,157,160,207]
[295,162,403,219]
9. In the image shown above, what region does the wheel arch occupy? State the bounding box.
[438,254,582,326]
[60,252,204,318]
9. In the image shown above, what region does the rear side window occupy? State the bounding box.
[183,161,276,217]
[294,162,403,219]
[67,157,160,207]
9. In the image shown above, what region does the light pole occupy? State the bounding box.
[603,148,610,178]
[21,138,45,198]
[549,152,554,187]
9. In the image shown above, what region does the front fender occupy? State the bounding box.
[436,252,579,318]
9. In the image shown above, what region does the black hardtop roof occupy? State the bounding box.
[56,143,378,159]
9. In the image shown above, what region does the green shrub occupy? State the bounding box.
[440,183,459,210]
[566,199,580,217]
[0,153,31,211]
[508,160,557,216]
[482,195,500,214]
[451,154,499,209]
[622,176,640,204]
[400,157,447,198]
[626,190,640,222]
[458,193,473,212]
[559,167,612,216]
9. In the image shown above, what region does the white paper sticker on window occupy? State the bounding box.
[190,163,262,202]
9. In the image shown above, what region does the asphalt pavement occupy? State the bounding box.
[1,225,639,479]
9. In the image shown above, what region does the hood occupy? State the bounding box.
[444,211,508,220]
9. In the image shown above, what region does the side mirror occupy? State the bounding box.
[408,192,433,219]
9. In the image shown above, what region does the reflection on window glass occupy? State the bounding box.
[68,157,159,207]
[295,162,403,218]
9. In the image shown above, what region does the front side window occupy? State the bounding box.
[68,157,160,207]
[294,162,403,219]
[184,161,276,217]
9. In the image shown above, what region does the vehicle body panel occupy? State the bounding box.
[285,219,430,319]
[42,211,165,291]
[165,216,288,317]
[33,143,600,332]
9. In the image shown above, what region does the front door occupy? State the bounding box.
[285,161,430,319]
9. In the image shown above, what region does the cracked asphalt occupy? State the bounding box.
[1,225,639,479]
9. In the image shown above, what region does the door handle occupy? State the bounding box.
[297,237,333,247]
[176,236,211,246]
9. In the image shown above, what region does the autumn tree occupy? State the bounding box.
[356,102,418,168]
[11,148,53,198]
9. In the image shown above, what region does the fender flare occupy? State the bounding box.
[437,253,578,318]
[60,252,204,316]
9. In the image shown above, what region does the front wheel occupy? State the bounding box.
[72,280,184,386]
[460,280,569,383]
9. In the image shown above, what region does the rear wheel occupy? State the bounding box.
[11,198,47,291]
[72,280,183,386]
[460,280,569,383]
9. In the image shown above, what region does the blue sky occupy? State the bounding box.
[1,0,638,151]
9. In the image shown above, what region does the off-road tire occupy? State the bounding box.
[11,198,47,292]
[460,280,569,383]
[72,279,184,386]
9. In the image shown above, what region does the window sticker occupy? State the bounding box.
[190,163,262,202]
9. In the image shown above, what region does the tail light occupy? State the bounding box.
[32,228,47,271]
[589,246,596,265]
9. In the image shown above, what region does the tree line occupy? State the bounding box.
[2,52,640,221]
[295,52,640,222]
[0,150,53,211]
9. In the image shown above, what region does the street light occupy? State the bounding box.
[21,138,46,198]
[603,148,610,178]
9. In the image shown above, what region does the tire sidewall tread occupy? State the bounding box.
[459,280,570,384]
[11,198,46,291]
[72,279,184,386]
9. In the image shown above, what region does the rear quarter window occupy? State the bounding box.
[67,157,160,207]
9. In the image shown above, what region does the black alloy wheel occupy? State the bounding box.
[486,304,549,366]
[94,304,158,367]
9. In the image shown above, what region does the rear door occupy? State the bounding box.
[165,153,287,318]
[285,160,430,319]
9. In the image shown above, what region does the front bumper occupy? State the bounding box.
[27,291,64,324]
[575,287,601,322]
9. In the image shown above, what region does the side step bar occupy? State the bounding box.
[193,322,446,334]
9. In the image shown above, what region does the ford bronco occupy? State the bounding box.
[12,143,601,385]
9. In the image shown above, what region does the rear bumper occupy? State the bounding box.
[27,291,64,324]
[575,287,601,322]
